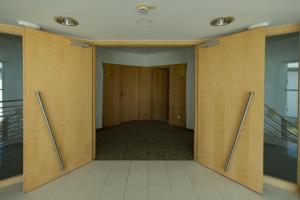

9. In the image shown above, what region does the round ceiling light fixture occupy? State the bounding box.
[137,4,155,13]
[54,16,79,26]
[210,16,235,26]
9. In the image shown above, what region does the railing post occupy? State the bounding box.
[281,118,287,140]
[2,118,8,141]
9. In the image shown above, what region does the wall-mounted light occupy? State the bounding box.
[210,16,235,26]
[54,16,79,26]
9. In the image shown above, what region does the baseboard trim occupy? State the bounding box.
[264,175,299,192]
[0,175,23,189]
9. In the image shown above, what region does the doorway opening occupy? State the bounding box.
[264,32,299,183]
[95,47,195,160]
[0,33,23,181]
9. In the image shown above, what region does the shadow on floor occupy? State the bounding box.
[96,121,194,160]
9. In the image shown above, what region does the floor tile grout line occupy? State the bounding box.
[183,161,206,200]
[96,161,114,200]
[147,160,150,200]
[122,160,132,200]
[201,164,226,200]
[165,160,176,200]
[69,163,96,200]
[198,162,254,200]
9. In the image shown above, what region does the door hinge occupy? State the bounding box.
[70,40,91,48]
[199,39,220,48]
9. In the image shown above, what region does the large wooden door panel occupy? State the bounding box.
[197,29,265,193]
[120,66,139,122]
[139,68,152,120]
[103,63,121,127]
[169,64,186,127]
[24,29,93,192]
[152,68,169,121]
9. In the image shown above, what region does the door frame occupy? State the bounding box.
[1,22,300,191]
[264,24,300,191]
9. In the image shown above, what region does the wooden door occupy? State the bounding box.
[24,29,93,191]
[197,29,265,193]
[139,68,152,120]
[120,66,139,122]
[103,63,121,127]
[169,64,186,127]
[152,68,169,121]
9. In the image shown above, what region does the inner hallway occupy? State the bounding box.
[96,121,193,160]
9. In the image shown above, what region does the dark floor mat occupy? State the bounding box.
[0,143,23,180]
[264,143,297,183]
[96,121,193,160]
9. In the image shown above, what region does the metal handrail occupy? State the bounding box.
[0,99,22,103]
[264,104,298,131]
[224,91,255,172]
[35,91,64,171]
[264,115,298,143]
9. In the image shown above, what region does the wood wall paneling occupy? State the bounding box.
[139,68,152,120]
[197,29,265,193]
[0,175,22,189]
[266,24,300,37]
[120,66,140,122]
[24,28,93,191]
[103,63,121,127]
[169,64,187,127]
[194,46,199,160]
[151,68,169,122]
[92,46,96,159]
[0,23,24,36]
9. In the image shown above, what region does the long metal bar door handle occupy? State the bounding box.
[224,91,255,172]
[35,91,64,171]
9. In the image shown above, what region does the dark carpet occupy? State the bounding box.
[96,121,194,160]
[0,143,23,180]
[264,143,297,183]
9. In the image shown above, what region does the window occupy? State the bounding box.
[286,62,299,119]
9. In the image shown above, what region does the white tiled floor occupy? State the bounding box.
[0,161,299,200]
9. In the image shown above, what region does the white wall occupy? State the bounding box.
[95,47,195,129]
[265,33,299,116]
[0,34,23,102]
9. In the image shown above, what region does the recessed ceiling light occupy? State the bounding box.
[54,16,79,26]
[210,16,235,26]
[137,4,155,13]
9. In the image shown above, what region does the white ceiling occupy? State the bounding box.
[0,0,300,41]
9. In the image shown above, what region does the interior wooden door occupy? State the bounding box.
[120,66,139,122]
[169,64,186,127]
[103,63,121,127]
[24,29,93,192]
[139,68,152,120]
[197,29,265,193]
[152,68,169,121]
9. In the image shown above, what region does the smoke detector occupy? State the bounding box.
[137,4,155,13]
